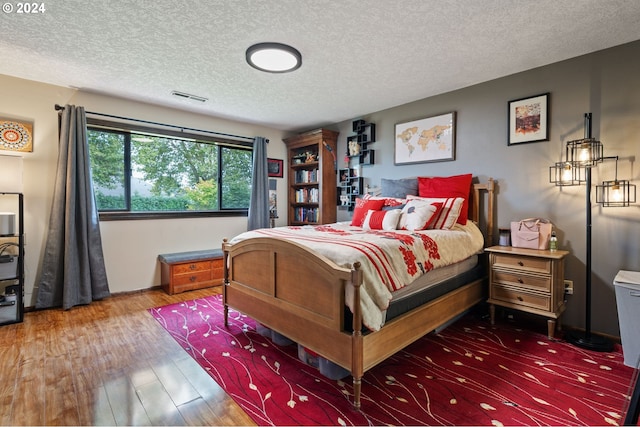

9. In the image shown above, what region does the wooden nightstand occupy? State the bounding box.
[485,246,569,339]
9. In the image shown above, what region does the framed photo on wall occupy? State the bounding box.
[508,93,549,145]
[394,112,455,165]
[1,117,34,153]
[267,158,283,178]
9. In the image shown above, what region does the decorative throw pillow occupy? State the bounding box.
[406,195,465,230]
[350,197,386,226]
[417,174,473,225]
[397,199,441,231]
[362,209,402,231]
[381,178,418,198]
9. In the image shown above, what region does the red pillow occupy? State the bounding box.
[351,197,386,226]
[418,174,472,225]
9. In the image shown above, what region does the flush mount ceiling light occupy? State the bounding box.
[246,42,302,73]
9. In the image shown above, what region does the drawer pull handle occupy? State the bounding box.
[518,261,524,266]
[190,276,197,282]
[190,264,197,270]
[517,296,524,301]
[518,278,524,284]
[630,291,640,297]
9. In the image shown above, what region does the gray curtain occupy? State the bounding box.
[247,136,270,230]
[36,105,110,309]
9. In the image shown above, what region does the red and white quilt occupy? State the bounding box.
[230,221,484,331]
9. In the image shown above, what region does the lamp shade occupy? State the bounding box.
[0,155,23,193]
[549,161,585,186]
[596,180,637,207]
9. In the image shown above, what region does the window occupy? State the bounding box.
[86,119,253,219]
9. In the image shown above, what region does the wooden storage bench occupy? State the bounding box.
[158,249,223,295]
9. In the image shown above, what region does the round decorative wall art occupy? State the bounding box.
[0,118,33,152]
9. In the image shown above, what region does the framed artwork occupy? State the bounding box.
[0,117,33,153]
[508,93,549,145]
[267,158,283,178]
[394,112,455,165]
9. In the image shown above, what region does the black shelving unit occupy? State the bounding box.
[345,119,376,166]
[0,192,24,325]
[339,120,376,210]
[337,168,364,211]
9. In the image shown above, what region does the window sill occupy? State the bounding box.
[98,210,248,221]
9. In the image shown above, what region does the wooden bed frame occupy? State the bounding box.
[222,178,495,408]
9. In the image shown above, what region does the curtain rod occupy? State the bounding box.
[54,104,259,142]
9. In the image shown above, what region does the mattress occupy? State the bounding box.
[344,255,486,332]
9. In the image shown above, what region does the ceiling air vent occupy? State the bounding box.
[170,90,208,103]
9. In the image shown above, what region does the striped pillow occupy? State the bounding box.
[405,195,465,230]
[362,209,402,231]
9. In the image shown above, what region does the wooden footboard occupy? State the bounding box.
[223,236,368,404]
[223,177,495,408]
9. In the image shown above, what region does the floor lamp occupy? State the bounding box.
[549,113,636,352]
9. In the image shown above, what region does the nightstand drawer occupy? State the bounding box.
[173,260,211,274]
[492,253,551,274]
[492,285,550,311]
[493,271,551,292]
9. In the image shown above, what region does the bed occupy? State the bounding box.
[222,176,495,408]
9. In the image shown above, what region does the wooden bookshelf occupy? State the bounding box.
[283,129,338,225]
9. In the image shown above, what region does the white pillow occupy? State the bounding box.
[362,209,402,231]
[398,199,440,231]
[405,195,465,230]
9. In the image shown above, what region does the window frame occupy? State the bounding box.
[86,118,253,221]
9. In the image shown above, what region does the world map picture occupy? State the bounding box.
[395,112,455,164]
[1,118,33,152]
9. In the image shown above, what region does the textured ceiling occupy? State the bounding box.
[1,1,640,131]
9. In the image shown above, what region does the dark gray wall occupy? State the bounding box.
[334,40,640,337]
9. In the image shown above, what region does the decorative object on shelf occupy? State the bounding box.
[0,118,33,153]
[508,93,549,145]
[348,140,361,156]
[267,158,283,178]
[394,112,455,165]
[548,112,636,352]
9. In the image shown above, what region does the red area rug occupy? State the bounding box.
[149,295,634,426]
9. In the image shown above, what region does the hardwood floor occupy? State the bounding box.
[0,287,255,426]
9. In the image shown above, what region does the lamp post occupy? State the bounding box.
[549,113,635,352]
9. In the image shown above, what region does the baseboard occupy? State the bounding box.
[24,285,165,313]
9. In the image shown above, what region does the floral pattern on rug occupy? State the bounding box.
[149,295,634,426]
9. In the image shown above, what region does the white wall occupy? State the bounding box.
[0,75,289,304]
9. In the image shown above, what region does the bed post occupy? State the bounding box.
[350,262,364,409]
[486,178,495,246]
[472,178,496,247]
[222,238,229,327]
